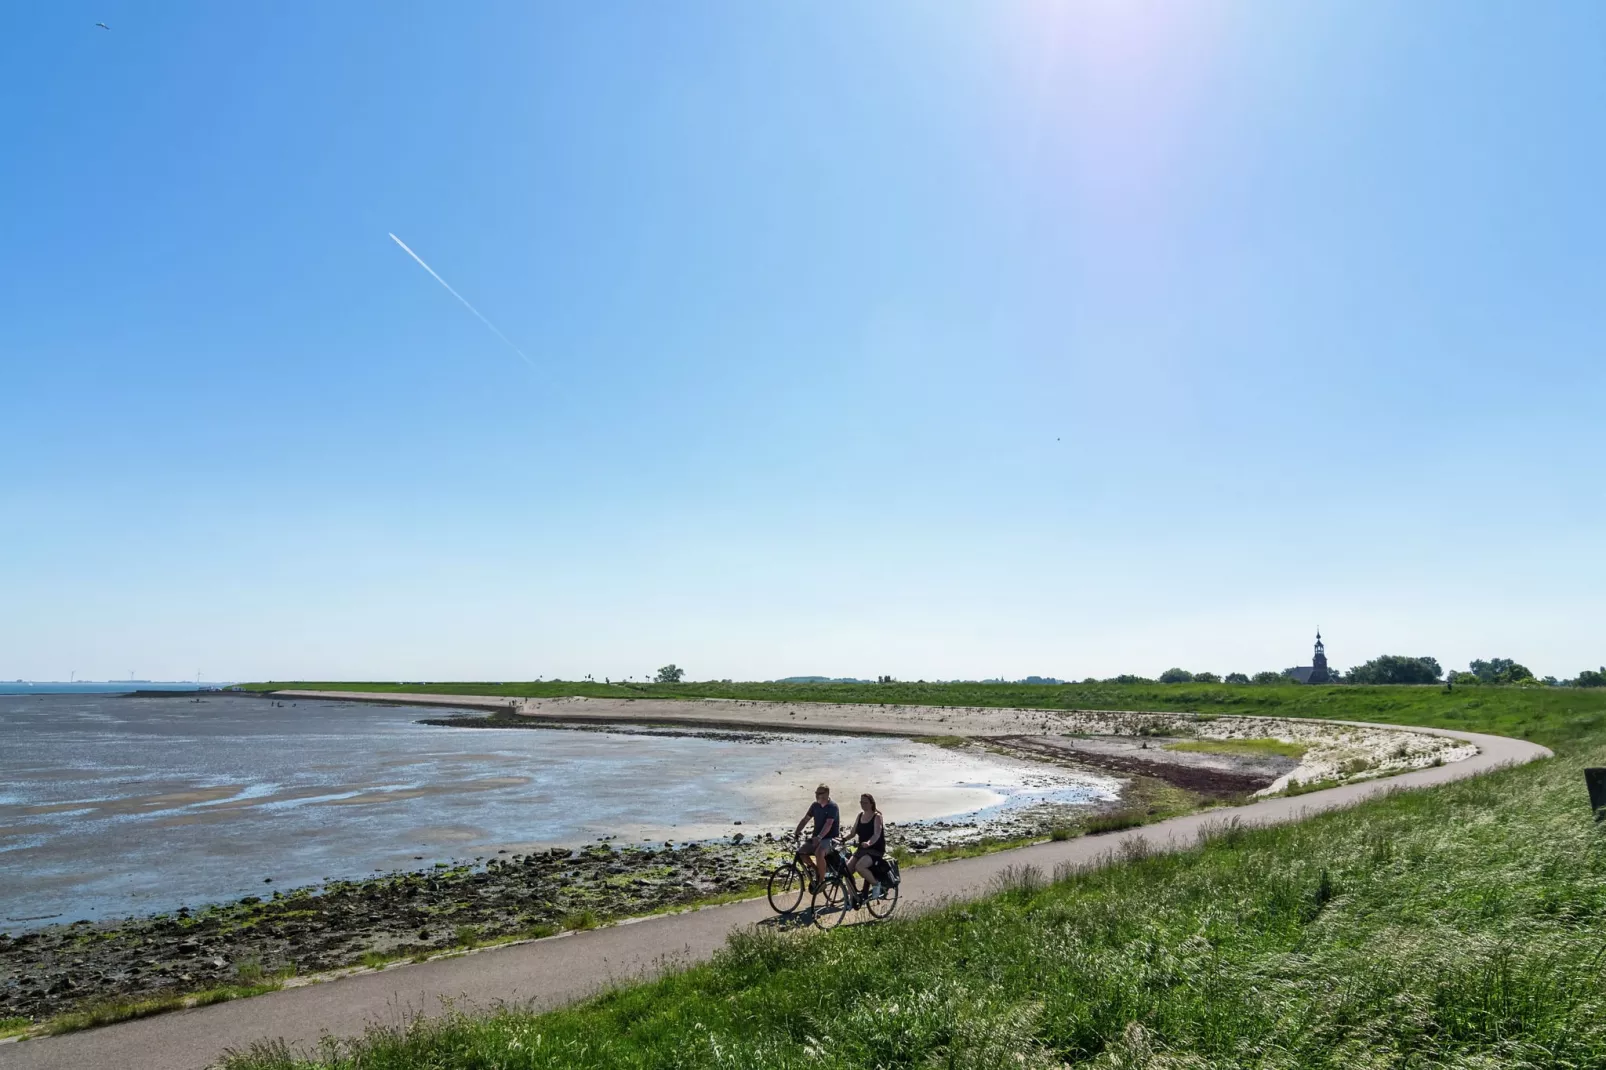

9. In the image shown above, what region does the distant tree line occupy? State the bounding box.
[1108,658,1606,688]
[654,662,1605,689]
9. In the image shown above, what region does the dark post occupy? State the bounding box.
[1587,769,1606,823]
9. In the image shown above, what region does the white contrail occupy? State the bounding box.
[388,232,535,369]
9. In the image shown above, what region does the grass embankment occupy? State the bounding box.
[218,687,1606,1069]
[242,679,1606,750]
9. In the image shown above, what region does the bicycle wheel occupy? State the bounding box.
[812,876,850,929]
[866,880,899,919]
[766,861,806,914]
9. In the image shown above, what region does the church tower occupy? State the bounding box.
[1309,630,1332,684]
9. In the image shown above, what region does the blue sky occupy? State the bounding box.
[3,1,1602,683]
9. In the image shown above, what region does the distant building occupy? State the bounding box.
[1284,630,1333,684]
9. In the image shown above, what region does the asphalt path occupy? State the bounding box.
[0,724,1549,1070]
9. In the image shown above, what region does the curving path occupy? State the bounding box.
[0,723,1549,1070]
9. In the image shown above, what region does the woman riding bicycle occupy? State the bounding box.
[847,793,888,900]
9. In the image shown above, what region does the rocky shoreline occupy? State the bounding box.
[0,837,784,1023]
[0,798,1101,1025]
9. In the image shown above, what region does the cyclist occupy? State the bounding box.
[847,792,888,900]
[793,783,839,893]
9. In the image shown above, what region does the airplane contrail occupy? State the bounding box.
[388,232,535,369]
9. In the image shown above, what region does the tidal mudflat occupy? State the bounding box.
[1,692,1120,1022]
[0,694,1115,929]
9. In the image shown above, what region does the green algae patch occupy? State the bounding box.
[1166,737,1309,759]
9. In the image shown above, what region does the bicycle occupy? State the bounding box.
[766,835,902,925]
[810,841,902,929]
[765,836,814,915]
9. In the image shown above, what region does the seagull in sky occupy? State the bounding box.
[95,22,110,30]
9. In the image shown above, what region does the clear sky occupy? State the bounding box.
[3,1,1602,683]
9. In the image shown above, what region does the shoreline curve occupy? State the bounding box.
[0,706,1549,1070]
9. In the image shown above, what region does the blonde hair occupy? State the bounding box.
[816,784,830,796]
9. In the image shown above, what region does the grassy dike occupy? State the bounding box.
[242,679,1606,750]
[220,684,1606,1069]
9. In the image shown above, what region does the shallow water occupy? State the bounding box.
[0,694,1115,928]
[0,682,209,695]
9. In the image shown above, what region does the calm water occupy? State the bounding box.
[0,694,1114,928]
[0,683,212,695]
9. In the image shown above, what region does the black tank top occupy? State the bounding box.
[855,812,884,855]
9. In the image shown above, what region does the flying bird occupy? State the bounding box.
[95,22,110,30]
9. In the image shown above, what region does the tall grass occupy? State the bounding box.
[225,743,1606,1069]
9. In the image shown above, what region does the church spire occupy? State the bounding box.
[1309,628,1332,684]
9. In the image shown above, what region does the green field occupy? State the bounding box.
[244,678,1606,750]
[223,683,1606,1069]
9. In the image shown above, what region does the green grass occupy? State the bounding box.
[1081,811,1149,835]
[223,741,1606,1069]
[1166,737,1309,759]
[240,679,1606,750]
[0,1016,31,1039]
[43,981,285,1036]
[560,910,600,933]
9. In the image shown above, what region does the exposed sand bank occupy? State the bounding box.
[278,691,1478,795]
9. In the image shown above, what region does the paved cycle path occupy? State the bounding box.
[0,724,1549,1070]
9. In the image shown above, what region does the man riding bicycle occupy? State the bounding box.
[793,783,839,893]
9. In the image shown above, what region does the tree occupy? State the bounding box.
[1576,667,1606,688]
[1469,658,1534,685]
[1250,671,1286,685]
[1224,672,1250,685]
[1347,655,1442,685]
[1192,671,1222,684]
[1158,668,1194,684]
[1106,674,1154,684]
[655,664,685,684]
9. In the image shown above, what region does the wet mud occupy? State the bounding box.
[991,735,1288,799]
